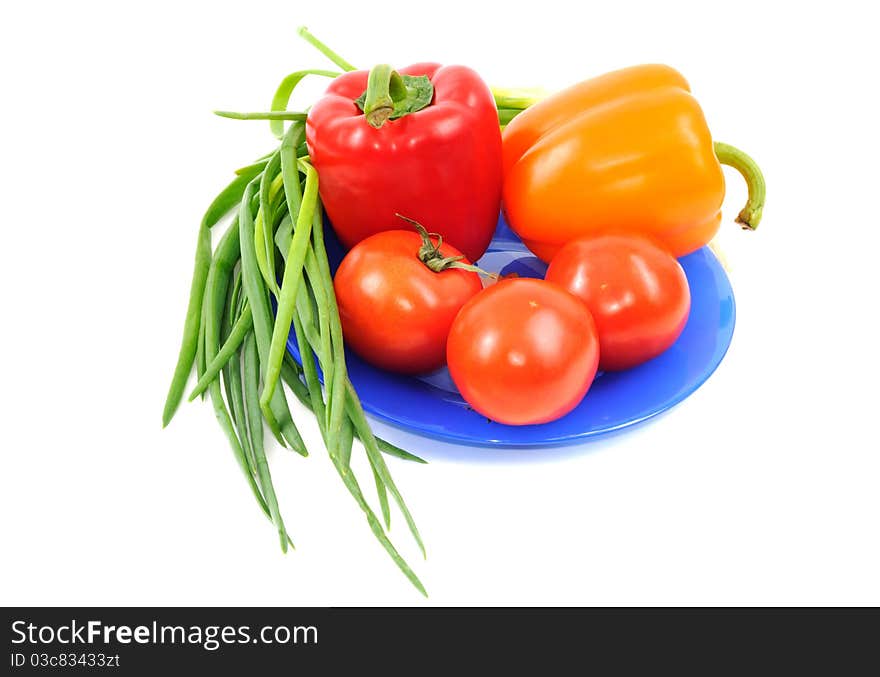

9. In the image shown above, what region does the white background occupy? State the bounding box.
[2,0,878,606]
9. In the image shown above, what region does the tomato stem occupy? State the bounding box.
[714,141,766,229]
[363,65,408,128]
[395,214,497,278]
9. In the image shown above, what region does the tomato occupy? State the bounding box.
[446,278,599,425]
[333,229,482,374]
[545,234,690,371]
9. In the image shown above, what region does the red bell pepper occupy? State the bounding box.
[305,63,502,262]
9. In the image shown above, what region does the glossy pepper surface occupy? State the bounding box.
[502,65,765,262]
[306,63,502,262]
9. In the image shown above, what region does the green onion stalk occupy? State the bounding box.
[163,26,543,596]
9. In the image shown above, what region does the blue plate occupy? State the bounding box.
[287,214,735,447]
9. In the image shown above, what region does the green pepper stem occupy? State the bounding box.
[714,141,766,229]
[296,26,357,72]
[363,65,407,129]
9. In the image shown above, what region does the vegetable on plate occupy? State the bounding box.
[334,216,484,374]
[306,62,503,261]
[546,234,691,371]
[446,278,600,425]
[163,25,767,595]
[501,64,766,261]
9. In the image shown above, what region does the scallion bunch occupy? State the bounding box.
[163,27,541,595]
[163,28,430,595]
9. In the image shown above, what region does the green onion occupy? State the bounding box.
[165,29,434,593]
[188,304,253,402]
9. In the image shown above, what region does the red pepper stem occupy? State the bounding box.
[714,141,766,230]
[396,214,498,279]
[363,65,407,129]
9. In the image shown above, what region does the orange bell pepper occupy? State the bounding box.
[500,65,765,262]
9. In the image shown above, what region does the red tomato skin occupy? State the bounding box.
[545,234,691,371]
[333,230,482,375]
[446,278,600,425]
